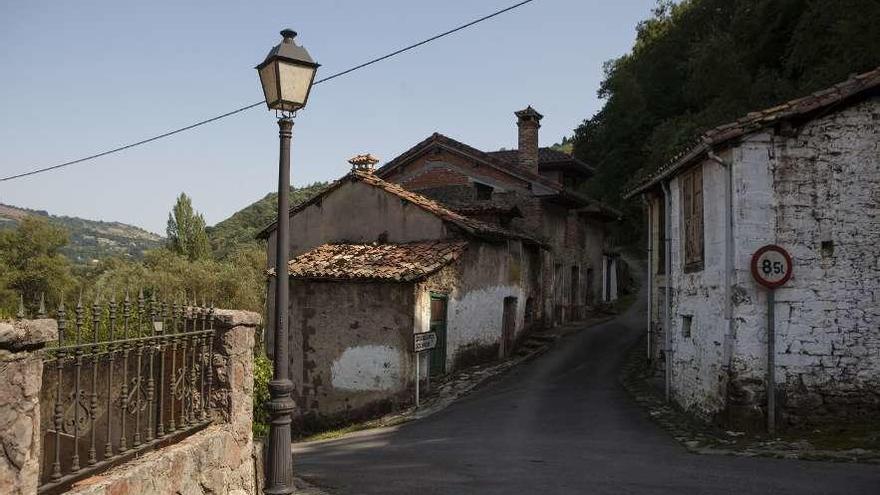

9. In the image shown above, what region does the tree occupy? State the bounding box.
[87,244,266,313]
[166,193,211,261]
[0,216,77,314]
[569,0,880,244]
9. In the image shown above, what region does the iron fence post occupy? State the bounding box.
[265,116,295,494]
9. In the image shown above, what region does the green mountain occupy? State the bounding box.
[207,182,329,258]
[0,203,163,264]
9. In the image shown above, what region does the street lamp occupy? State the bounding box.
[257,28,319,495]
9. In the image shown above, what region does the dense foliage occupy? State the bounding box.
[0,217,77,316]
[252,352,273,437]
[85,246,266,311]
[573,0,880,210]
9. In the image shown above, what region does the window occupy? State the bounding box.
[474,182,494,200]
[681,167,704,271]
[681,315,693,338]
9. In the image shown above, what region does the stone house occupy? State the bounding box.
[374,106,622,320]
[625,68,880,429]
[259,107,619,421]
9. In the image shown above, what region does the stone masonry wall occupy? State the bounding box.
[287,280,415,422]
[0,319,57,495]
[68,309,260,495]
[732,97,880,426]
[662,96,880,429]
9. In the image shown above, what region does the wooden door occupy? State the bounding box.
[429,294,448,375]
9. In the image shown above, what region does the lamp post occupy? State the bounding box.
[257,28,319,495]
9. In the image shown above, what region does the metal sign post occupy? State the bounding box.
[750,244,793,436]
[413,332,438,409]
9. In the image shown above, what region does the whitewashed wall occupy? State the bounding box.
[664,96,880,425]
[732,97,880,424]
[416,241,531,371]
[666,156,731,417]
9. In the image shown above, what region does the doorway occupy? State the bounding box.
[502,296,518,357]
[429,294,448,375]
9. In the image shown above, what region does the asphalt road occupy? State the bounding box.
[293,292,880,494]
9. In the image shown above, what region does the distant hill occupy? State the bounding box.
[0,203,162,264]
[207,182,329,258]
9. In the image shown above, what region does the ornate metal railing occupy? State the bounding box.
[32,293,216,494]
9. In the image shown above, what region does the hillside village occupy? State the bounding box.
[2,1,880,494]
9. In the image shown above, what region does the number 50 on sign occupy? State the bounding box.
[750,245,793,289]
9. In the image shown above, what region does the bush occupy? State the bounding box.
[253,351,273,438]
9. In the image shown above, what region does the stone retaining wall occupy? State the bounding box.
[0,318,57,495]
[0,310,261,495]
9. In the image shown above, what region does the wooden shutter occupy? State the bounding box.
[693,167,703,264]
[682,173,693,265]
[681,167,704,269]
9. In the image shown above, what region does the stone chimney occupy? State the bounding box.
[515,106,543,173]
[348,153,380,173]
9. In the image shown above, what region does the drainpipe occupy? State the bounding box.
[643,196,653,364]
[661,181,673,402]
[706,147,735,371]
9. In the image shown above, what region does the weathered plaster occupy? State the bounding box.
[655,96,880,427]
[331,345,403,392]
[288,280,414,419]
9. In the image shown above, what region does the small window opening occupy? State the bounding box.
[681,315,693,338]
[475,182,494,200]
[821,240,834,257]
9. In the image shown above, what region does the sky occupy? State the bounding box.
[0,0,656,234]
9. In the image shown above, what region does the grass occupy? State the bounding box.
[300,415,411,443]
[780,421,880,451]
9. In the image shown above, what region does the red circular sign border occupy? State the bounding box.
[750,244,793,289]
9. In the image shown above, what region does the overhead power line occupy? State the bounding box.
[1,0,536,183]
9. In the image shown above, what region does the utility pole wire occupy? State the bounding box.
[1,0,536,183]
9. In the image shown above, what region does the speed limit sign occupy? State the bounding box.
[750,244,793,289]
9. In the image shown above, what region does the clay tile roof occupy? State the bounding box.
[288,240,468,282]
[624,65,880,199]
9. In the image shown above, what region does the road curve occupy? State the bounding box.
[293,290,880,494]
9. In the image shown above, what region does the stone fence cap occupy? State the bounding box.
[0,319,58,352]
[211,309,262,328]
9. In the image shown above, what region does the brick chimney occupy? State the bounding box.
[515,106,543,173]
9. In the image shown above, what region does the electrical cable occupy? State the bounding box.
[0,0,536,183]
